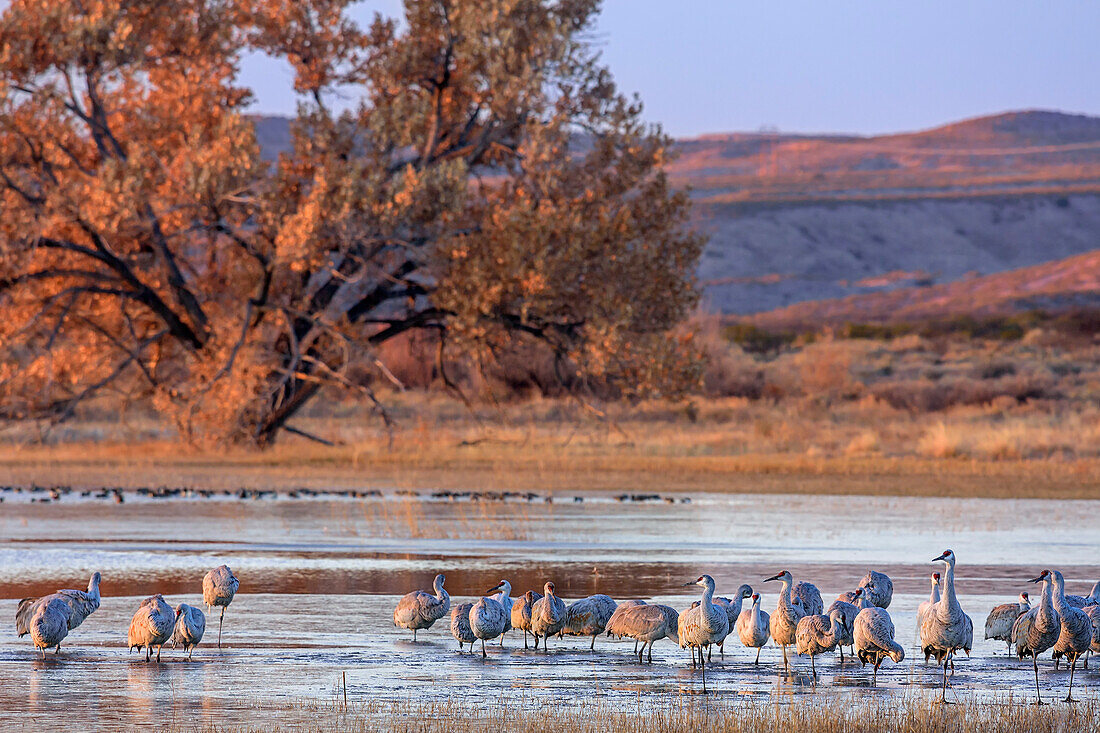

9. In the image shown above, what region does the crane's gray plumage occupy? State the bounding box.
[919,549,973,703]
[678,574,727,693]
[491,580,514,645]
[915,572,940,651]
[854,607,904,685]
[511,590,543,649]
[203,565,240,649]
[29,597,72,658]
[795,609,845,678]
[450,602,476,652]
[859,570,894,609]
[128,594,175,662]
[735,593,770,664]
[984,592,1029,654]
[1013,569,1061,704]
[393,573,449,641]
[563,594,617,650]
[1082,605,1100,655]
[16,572,102,637]
[826,588,863,661]
[171,603,206,660]
[792,581,823,616]
[1049,570,1092,702]
[530,581,566,651]
[470,580,510,657]
[710,584,752,659]
[1064,580,1100,609]
[765,570,806,670]
[605,599,645,639]
[612,603,678,662]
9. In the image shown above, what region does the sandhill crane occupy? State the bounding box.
[203,565,240,649]
[450,602,476,652]
[128,595,175,662]
[919,549,973,703]
[1049,570,1092,702]
[511,590,543,649]
[29,598,72,658]
[678,575,728,693]
[491,580,514,646]
[612,604,679,662]
[531,582,566,651]
[16,572,102,637]
[793,581,823,616]
[1064,580,1100,608]
[859,570,894,608]
[470,581,510,657]
[393,573,449,642]
[171,603,206,660]
[764,570,806,670]
[1082,605,1100,668]
[1013,569,1061,704]
[826,587,863,661]
[735,593,770,664]
[712,584,752,659]
[984,592,1029,654]
[795,609,845,679]
[854,607,904,686]
[915,572,941,651]
[563,594,617,650]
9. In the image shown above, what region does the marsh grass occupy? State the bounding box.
[177,695,1100,733]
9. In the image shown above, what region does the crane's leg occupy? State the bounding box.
[500,632,505,647]
[534,633,539,650]
[482,639,487,658]
[938,654,949,704]
[720,640,724,659]
[872,657,881,686]
[810,653,817,683]
[1054,654,1060,671]
[1032,653,1045,705]
[755,647,761,665]
[708,644,712,662]
[700,651,706,694]
[523,629,528,649]
[1065,656,1078,703]
[189,645,194,661]
[55,643,60,655]
[634,640,639,655]
[218,607,225,649]
[782,644,789,670]
[638,642,645,663]
[412,628,417,642]
[648,643,653,663]
[156,645,162,663]
[839,645,844,663]
[145,646,151,662]
[591,634,596,651]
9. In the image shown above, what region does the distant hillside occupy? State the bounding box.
[745,249,1100,330]
[251,110,1100,318]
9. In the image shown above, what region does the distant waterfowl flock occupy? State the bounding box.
[14,551,1100,704]
[394,551,1100,703]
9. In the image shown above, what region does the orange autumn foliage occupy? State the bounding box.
[0,0,703,445]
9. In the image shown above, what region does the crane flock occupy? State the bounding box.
[392,550,1100,701]
[12,551,1100,704]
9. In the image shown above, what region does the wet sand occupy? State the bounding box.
[2,488,1099,729]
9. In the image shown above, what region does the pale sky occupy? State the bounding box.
[239,1,1100,138]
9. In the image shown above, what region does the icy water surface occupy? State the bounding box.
[1,487,1099,729]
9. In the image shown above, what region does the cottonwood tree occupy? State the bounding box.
[0,0,703,446]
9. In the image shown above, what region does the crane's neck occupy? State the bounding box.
[929,582,940,605]
[1052,573,1069,613]
[779,577,797,613]
[699,580,715,610]
[829,614,844,643]
[939,560,960,613]
[751,598,761,624]
[1090,581,1100,603]
[496,582,511,605]
[1037,578,1055,622]
[88,576,100,601]
[1019,594,1030,609]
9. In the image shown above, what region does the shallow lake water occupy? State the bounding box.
[1,486,1099,729]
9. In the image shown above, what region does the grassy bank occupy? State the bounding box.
[2,325,1099,500]
[179,696,1100,733]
